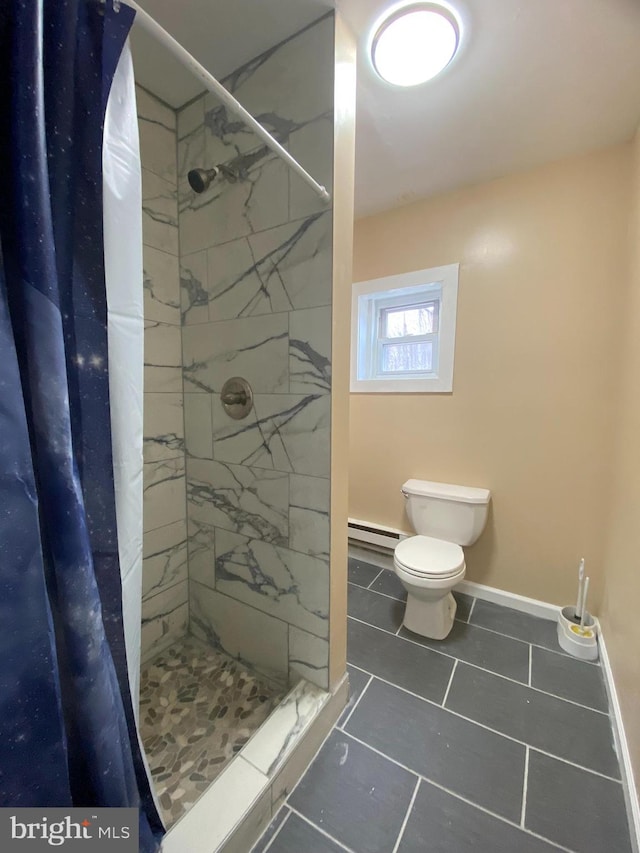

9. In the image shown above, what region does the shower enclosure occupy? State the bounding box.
[135,11,355,847]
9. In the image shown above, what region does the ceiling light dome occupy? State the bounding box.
[371,3,460,87]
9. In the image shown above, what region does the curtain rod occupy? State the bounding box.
[124,1,331,204]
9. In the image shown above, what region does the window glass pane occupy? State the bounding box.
[382,341,433,373]
[382,302,438,338]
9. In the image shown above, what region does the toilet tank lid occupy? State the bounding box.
[402,479,491,505]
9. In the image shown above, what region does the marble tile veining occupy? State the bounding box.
[142,168,179,256]
[203,16,334,167]
[177,120,205,185]
[289,474,330,560]
[180,251,209,326]
[247,212,332,313]
[143,519,188,601]
[187,458,289,545]
[205,235,275,322]
[190,581,289,686]
[212,393,330,477]
[177,97,204,141]
[241,679,327,778]
[143,246,181,325]
[143,393,184,463]
[186,511,216,586]
[141,582,189,662]
[183,212,331,324]
[140,636,284,826]
[169,14,334,694]
[136,86,177,184]
[288,626,329,689]
[214,529,330,638]
[179,148,289,255]
[184,393,214,460]
[139,83,186,665]
[144,321,183,393]
[143,457,186,533]
[289,306,331,394]
[182,312,289,395]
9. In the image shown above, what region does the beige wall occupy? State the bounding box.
[350,145,633,611]
[600,127,640,800]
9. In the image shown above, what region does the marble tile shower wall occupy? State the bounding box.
[138,86,189,663]
[177,16,335,691]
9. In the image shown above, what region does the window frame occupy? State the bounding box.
[374,293,440,379]
[351,263,459,393]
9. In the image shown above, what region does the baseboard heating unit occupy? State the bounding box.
[347,518,409,553]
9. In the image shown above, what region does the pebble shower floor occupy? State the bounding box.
[140,635,285,825]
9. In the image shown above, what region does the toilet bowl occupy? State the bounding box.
[394,535,466,639]
[394,479,490,640]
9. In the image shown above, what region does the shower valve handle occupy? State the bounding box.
[220,377,254,420]
[221,390,247,406]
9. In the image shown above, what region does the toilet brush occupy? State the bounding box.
[573,557,585,624]
[557,559,597,661]
[579,577,590,629]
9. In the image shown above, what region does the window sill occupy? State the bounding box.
[350,376,453,393]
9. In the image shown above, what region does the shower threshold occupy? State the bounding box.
[140,635,285,827]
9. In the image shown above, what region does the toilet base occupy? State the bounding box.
[403,591,457,640]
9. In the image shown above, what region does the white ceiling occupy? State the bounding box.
[132,0,640,217]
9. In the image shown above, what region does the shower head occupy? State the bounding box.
[187,167,219,193]
[188,164,239,193]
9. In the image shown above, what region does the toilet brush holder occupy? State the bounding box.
[557,606,598,661]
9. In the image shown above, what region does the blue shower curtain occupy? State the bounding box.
[0,1,163,850]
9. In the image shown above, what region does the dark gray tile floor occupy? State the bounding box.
[252,556,632,853]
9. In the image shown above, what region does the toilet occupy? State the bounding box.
[395,479,491,640]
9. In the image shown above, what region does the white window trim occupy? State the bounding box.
[351,263,459,393]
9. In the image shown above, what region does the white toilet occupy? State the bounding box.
[394,479,491,640]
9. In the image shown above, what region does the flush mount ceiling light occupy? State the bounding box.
[371,3,460,87]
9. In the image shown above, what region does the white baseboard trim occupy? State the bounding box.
[454,579,562,622]
[348,543,562,622]
[597,627,640,853]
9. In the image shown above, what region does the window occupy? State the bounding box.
[351,263,459,393]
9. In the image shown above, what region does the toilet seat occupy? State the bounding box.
[395,535,464,579]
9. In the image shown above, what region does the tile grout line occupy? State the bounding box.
[391,776,421,853]
[351,581,477,623]
[340,674,374,730]
[528,644,533,687]
[467,596,477,621]
[520,745,529,828]
[366,569,386,588]
[465,610,599,666]
[441,659,458,707]
[350,566,600,664]
[349,580,408,607]
[191,579,330,638]
[333,728,577,853]
[287,805,357,853]
[260,808,290,853]
[343,667,622,784]
[347,615,609,715]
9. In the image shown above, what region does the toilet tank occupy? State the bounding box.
[401,479,491,546]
